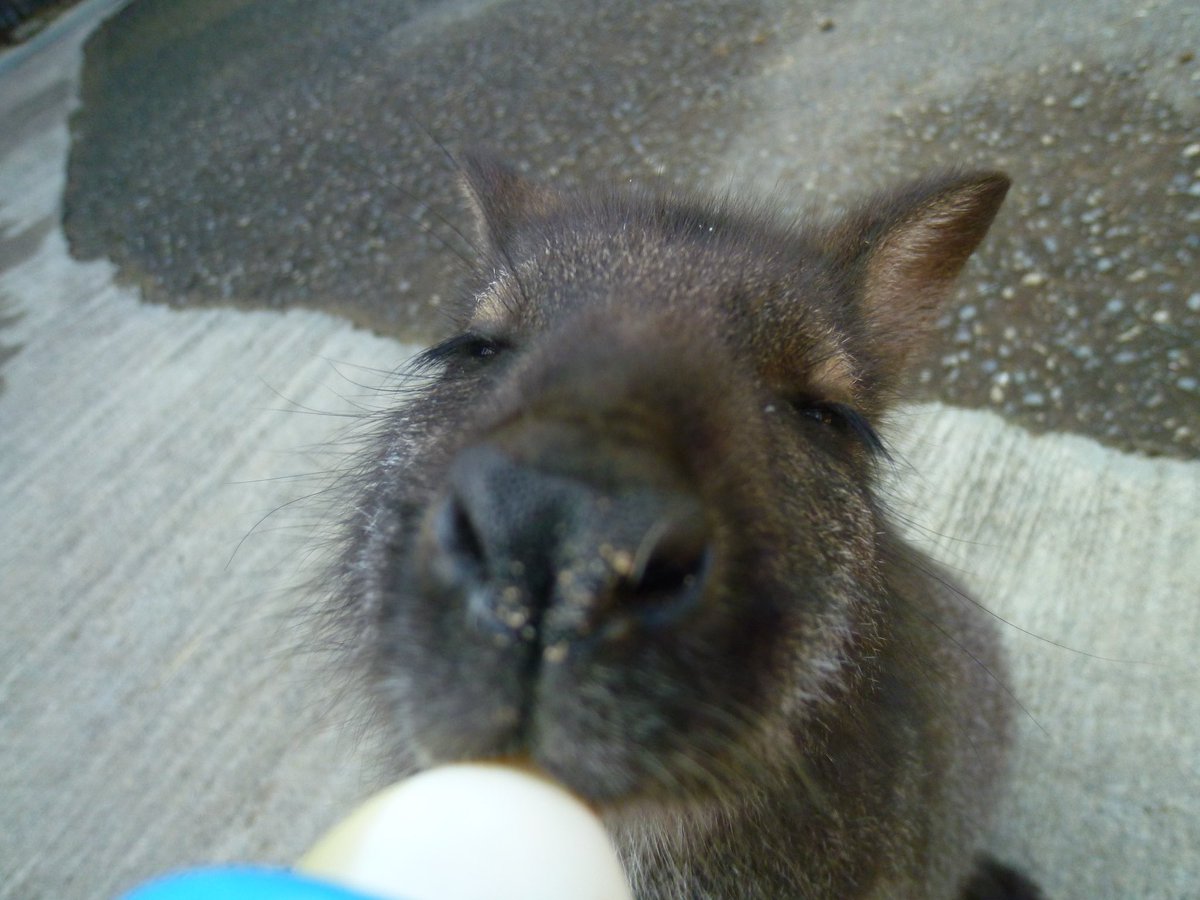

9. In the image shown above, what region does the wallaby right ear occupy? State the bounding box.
[459,152,565,255]
[829,170,1010,390]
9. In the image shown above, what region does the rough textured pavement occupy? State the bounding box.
[1,1,1198,898]
[62,0,1200,458]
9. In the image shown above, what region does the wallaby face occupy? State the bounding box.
[335,157,1038,898]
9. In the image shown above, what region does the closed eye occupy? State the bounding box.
[791,399,889,458]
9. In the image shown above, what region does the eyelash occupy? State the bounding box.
[791,399,888,457]
[416,337,883,456]
[415,332,508,373]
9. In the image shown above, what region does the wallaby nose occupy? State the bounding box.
[427,444,711,642]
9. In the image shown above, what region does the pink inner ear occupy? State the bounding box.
[858,174,1010,383]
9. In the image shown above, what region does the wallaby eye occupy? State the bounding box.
[415,332,510,376]
[789,399,888,457]
[799,404,837,427]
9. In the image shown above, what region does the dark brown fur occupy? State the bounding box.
[332,155,1038,898]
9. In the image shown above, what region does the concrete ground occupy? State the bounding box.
[1,1,1197,898]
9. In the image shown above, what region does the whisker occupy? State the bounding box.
[901,548,1168,668]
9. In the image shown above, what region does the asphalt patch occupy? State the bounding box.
[63,0,770,336]
[880,56,1199,460]
[62,0,1199,459]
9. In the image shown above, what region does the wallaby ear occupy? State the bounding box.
[459,151,565,254]
[834,171,1010,386]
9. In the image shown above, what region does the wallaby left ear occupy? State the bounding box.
[833,171,1010,385]
[459,151,566,255]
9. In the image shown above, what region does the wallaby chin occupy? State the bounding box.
[330,155,1039,898]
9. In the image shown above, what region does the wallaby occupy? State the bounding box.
[331,155,1041,898]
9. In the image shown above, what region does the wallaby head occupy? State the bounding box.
[334,155,1036,898]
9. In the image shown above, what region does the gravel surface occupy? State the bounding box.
[59,0,1199,457]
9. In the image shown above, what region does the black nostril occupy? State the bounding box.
[632,547,706,596]
[617,512,711,617]
[450,495,486,566]
[432,491,488,586]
